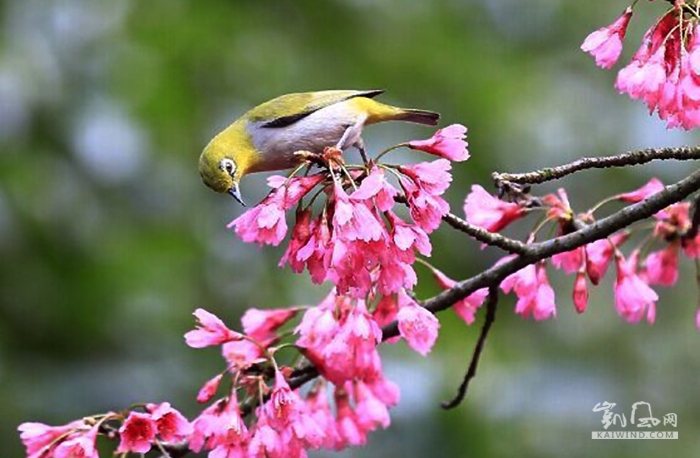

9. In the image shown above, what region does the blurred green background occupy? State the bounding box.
[2,0,699,456]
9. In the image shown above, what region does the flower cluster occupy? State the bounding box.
[18,403,191,458]
[464,178,700,326]
[582,2,700,129]
[232,125,468,299]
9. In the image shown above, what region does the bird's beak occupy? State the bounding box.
[227,183,246,206]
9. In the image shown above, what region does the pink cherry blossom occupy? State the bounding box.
[432,268,488,325]
[617,178,665,203]
[644,243,679,286]
[464,185,525,233]
[581,7,633,69]
[502,263,556,320]
[306,383,341,450]
[229,175,323,246]
[18,420,84,458]
[399,160,452,232]
[197,373,224,403]
[551,247,585,275]
[614,251,658,324]
[353,380,391,430]
[147,402,193,443]
[334,389,368,449]
[241,307,299,342]
[116,411,157,454]
[573,271,589,314]
[408,124,470,161]
[53,427,98,458]
[185,308,242,348]
[585,232,629,285]
[396,290,439,356]
[190,398,248,453]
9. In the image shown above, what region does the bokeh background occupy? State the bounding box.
[1,0,699,456]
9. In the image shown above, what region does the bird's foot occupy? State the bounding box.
[293,148,345,171]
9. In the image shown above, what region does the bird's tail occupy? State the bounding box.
[393,108,440,126]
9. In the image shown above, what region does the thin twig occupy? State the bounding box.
[492,146,700,187]
[441,285,498,409]
[442,213,530,255]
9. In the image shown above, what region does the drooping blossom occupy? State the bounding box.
[147,402,193,443]
[53,427,99,458]
[190,398,248,453]
[585,232,629,285]
[241,307,299,342]
[581,7,633,69]
[431,267,488,325]
[185,308,243,348]
[501,262,557,320]
[296,291,383,384]
[229,174,323,246]
[617,178,665,203]
[644,243,680,286]
[116,411,157,454]
[18,420,85,458]
[396,290,440,355]
[197,373,224,403]
[408,124,470,161]
[399,159,452,232]
[464,185,525,233]
[614,250,658,324]
[573,271,589,314]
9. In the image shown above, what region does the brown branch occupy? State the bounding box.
[441,285,498,409]
[492,146,700,187]
[442,212,530,255]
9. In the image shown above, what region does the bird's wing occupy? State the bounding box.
[248,90,385,128]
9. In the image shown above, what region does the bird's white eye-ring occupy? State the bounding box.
[220,158,236,176]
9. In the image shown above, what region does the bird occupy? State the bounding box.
[199,89,440,205]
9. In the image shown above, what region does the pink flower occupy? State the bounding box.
[353,381,391,430]
[241,307,299,342]
[334,389,367,449]
[464,185,525,233]
[53,427,98,458]
[117,411,157,454]
[185,308,242,348]
[306,384,341,450]
[551,247,584,275]
[573,271,588,314]
[297,293,382,384]
[644,243,679,286]
[408,124,470,161]
[614,251,658,324]
[148,402,193,443]
[399,160,452,232]
[432,268,488,325]
[351,166,399,212]
[581,7,633,69]
[190,398,248,453]
[333,182,384,242]
[585,232,628,285]
[696,309,700,330]
[229,175,323,246]
[502,264,556,320]
[396,290,439,356]
[197,373,223,403]
[222,338,266,370]
[18,420,84,458]
[266,371,325,449]
[617,178,664,203]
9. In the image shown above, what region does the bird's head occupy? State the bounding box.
[199,124,257,206]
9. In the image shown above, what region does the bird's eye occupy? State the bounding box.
[220,158,236,175]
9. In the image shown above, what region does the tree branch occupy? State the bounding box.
[442,212,530,255]
[492,146,700,187]
[441,285,498,409]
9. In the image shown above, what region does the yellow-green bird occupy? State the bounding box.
[199,89,440,205]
